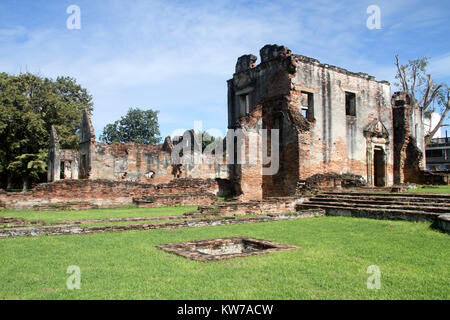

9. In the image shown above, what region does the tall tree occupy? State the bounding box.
[395,56,450,145]
[100,108,161,144]
[0,73,93,190]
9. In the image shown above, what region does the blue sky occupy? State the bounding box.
[1,0,449,139]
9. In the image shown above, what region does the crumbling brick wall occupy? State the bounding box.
[197,197,300,216]
[51,110,228,184]
[133,192,216,207]
[227,44,394,200]
[89,142,174,183]
[292,55,394,187]
[392,92,429,184]
[0,178,223,210]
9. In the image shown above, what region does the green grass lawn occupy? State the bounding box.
[0,205,196,224]
[0,216,448,300]
[409,185,450,194]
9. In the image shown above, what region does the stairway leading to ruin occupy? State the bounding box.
[297,191,450,223]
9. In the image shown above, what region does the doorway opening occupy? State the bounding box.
[374,148,386,187]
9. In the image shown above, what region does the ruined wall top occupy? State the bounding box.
[94,141,162,154]
[162,136,174,152]
[235,54,258,73]
[392,91,413,107]
[177,129,202,152]
[259,44,292,63]
[49,125,60,149]
[59,149,79,160]
[233,44,390,85]
[80,109,96,144]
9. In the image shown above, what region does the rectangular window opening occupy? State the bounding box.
[239,94,250,115]
[345,92,356,116]
[60,162,65,180]
[300,92,314,120]
[426,149,444,158]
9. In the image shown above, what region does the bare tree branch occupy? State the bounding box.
[424,86,443,110]
[425,93,450,144]
[395,55,448,146]
[395,55,409,93]
[419,75,433,106]
[411,64,417,97]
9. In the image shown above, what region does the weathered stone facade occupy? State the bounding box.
[39,44,431,205]
[227,44,426,200]
[48,110,228,184]
[48,126,79,181]
[0,178,221,210]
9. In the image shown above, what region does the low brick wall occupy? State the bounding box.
[0,178,222,210]
[133,193,216,208]
[324,207,437,222]
[196,197,302,216]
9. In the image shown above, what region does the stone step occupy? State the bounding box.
[320,192,450,199]
[302,191,449,228]
[315,194,450,203]
[304,200,450,214]
[309,197,450,208]
[297,203,438,222]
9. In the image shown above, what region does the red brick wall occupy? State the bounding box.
[0,179,221,210]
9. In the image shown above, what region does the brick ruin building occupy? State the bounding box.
[227,44,430,200]
[3,43,437,210]
[48,44,433,199]
[47,110,228,184]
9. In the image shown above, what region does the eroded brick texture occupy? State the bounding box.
[391,92,444,184]
[133,193,217,207]
[0,179,220,210]
[196,197,301,216]
[48,111,228,185]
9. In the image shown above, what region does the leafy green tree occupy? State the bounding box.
[100,108,161,144]
[196,131,216,152]
[0,72,93,190]
[7,151,47,190]
[395,56,449,144]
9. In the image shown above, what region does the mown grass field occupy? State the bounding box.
[0,206,196,224]
[0,211,448,300]
[408,185,450,194]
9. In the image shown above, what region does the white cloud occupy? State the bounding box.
[0,0,448,137]
[429,53,450,81]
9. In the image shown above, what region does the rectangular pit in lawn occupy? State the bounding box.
[156,237,300,261]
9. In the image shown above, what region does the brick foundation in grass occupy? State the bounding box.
[133,192,216,208]
[194,197,302,217]
[0,217,45,227]
[0,210,325,238]
[155,237,300,261]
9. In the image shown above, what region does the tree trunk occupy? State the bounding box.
[22,177,30,192]
[6,175,13,190]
